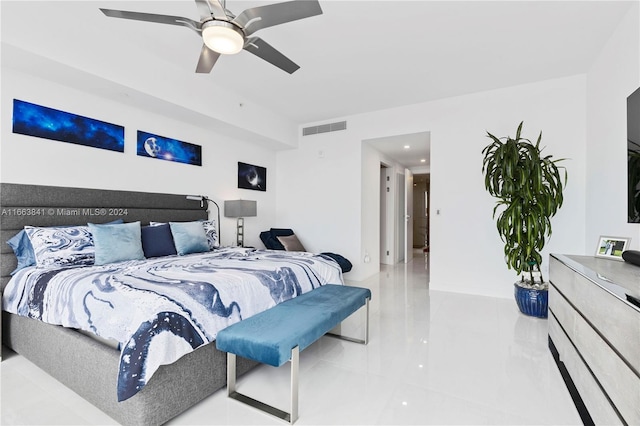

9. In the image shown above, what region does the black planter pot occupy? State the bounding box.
[514,282,548,318]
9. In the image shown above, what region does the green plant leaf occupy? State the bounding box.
[481,122,567,282]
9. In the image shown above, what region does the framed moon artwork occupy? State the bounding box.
[238,162,267,191]
[12,99,124,152]
[136,131,202,166]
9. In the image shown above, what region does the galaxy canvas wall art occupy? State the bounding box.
[238,162,267,191]
[12,99,124,152]
[137,131,202,166]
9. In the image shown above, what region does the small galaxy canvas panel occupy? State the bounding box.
[137,131,202,166]
[12,99,124,152]
[238,162,267,191]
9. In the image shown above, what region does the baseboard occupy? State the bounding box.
[548,336,595,426]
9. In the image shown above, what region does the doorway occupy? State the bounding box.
[378,165,417,265]
[367,131,430,265]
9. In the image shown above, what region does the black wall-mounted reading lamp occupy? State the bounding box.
[186,195,221,242]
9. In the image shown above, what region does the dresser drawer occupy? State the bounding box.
[550,256,640,374]
[549,315,623,425]
[550,285,640,424]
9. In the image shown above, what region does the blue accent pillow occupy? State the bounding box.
[141,223,177,258]
[6,230,36,274]
[88,221,145,265]
[169,221,209,255]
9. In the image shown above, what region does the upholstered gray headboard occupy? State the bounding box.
[0,183,209,290]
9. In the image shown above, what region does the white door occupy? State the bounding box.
[404,169,414,263]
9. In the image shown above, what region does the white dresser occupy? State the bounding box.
[549,254,640,425]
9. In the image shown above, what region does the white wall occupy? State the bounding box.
[275,129,410,280]
[586,3,640,252]
[1,67,277,249]
[361,143,381,271]
[276,4,639,294]
[379,166,396,266]
[274,5,638,297]
[275,128,363,276]
[281,74,588,298]
[362,76,588,299]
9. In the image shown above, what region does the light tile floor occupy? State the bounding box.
[1,251,581,425]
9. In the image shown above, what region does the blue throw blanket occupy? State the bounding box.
[2,248,343,401]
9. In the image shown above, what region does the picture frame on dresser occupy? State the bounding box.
[595,236,630,260]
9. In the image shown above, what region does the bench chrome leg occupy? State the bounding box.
[226,347,300,424]
[227,352,236,396]
[364,297,369,344]
[290,346,299,424]
[326,297,370,345]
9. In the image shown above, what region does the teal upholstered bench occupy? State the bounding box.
[216,284,371,424]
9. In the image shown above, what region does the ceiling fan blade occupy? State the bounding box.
[232,0,322,37]
[194,0,227,21]
[100,9,201,33]
[196,44,221,73]
[244,37,300,74]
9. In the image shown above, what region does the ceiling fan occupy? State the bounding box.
[100,0,322,74]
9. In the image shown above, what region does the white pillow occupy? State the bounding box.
[202,219,219,249]
[25,225,95,268]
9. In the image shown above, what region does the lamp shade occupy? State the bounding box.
[224,200,257,218]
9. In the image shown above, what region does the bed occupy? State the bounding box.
[0,183,343,425]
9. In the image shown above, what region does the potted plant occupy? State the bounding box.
[628,144,640,222]
[481,122,567,318]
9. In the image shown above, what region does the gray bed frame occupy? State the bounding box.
[0,183,256,425]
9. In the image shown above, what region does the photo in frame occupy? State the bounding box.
[238,162,267,191]
[12,99,124,152]
[137,130,202,166]
[595,236,630,260]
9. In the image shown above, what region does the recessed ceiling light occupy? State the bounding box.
[404,145,410,149]
[420,159,426,163]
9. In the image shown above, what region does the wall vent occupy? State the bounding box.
[302,121,347,136]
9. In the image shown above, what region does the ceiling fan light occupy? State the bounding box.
[202,22,244,55]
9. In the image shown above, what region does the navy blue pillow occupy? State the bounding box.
[320,252,353,273]
[141,223,177,258]
[270,228,294,237]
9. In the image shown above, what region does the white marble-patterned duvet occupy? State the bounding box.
[2,247,343,401]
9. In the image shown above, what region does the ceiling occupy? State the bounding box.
[365,132,430,170]
[1,1,635,167]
